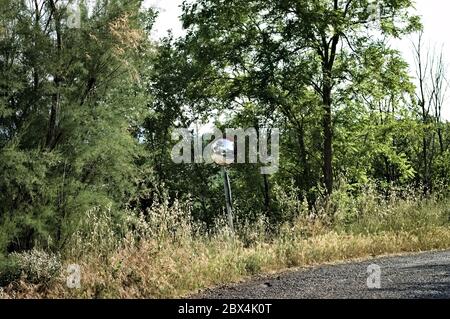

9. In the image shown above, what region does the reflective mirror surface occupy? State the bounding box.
[211,138,235,166]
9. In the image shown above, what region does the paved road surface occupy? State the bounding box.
[197,250,450,299]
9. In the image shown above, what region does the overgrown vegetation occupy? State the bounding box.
[0,0,449,298]
[1,188,449,298]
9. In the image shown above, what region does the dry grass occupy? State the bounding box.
[1,193,450,299]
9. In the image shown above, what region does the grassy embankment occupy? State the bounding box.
[1,191,449,298]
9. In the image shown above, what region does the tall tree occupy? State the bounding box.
[181,0,421,195]
[0,0,155,252]
[413,31,449,193]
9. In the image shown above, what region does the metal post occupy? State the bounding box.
[222,167,234,232]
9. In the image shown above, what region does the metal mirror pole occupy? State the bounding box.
[222,166,234,233]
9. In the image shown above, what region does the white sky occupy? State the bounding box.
[144,0,450,120]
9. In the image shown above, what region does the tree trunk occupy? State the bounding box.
[437,127,444,153]
[263,174,271,212]
[319,30,339,196]
[322,84,333,195]
[46,0,62,150]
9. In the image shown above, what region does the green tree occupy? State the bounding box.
[181,0,421,196]
[0,0,156,252]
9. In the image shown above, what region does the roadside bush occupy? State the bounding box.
[1,250,61,286]
[1,189,449,298]
[0,255,21,287]
[12,250,61,285]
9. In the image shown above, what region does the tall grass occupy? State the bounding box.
[1,186,450,299]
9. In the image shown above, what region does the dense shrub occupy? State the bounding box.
[0,250,61,287]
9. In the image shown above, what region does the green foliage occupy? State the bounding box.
[0,0,155,253]
[11,249,61,285]
[0,0,449,288]
[0,249,61,287]
[173,0,425,205]
[0,254,21,287]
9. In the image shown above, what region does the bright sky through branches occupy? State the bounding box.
[144,0,450,120]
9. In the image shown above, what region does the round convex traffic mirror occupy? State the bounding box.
[211,138,235,166]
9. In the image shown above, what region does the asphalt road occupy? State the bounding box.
[196,250,450,299]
